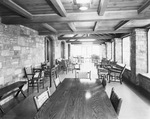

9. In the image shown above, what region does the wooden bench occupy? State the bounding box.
[0,81,27,113]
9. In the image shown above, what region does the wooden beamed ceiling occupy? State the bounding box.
[1,0,150,44]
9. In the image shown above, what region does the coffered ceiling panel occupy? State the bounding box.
[0,0,150,44]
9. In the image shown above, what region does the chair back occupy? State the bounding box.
[24,66,33,78]
[33,71,41,78]
[51,67,56,81]
[51,67,61,88]
[110,88,122,115]
[24,66,33,79]
[54,76,61,87]
[33,89,50,111]
[46,86,51,97]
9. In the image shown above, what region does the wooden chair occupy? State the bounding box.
[97,67,108,80]
[41,62,51,77]
[110,88,123,115]
[108,65,126,84]
[61,59,68,74]
[101,77,107,89]
[33,88,50,111]
[51,67,61,88]
[46,86,51,97]
[54,76,61,88]
[24,67,44,93]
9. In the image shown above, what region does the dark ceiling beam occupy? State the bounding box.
[0,0,57,33]
[0,0,32,19]
[93,22,98,31]
[46,0,76,32]
[67,41,105,44]
[73,34,78,37]
[144,23,150,28]
[39,29,131,35]
[68,22,76,32]
[3,10,150,24]
[97,0,110,16]
[45,0,66,17]
[114,20,129,31]
[58,36,113,40]
[138,0,150,14]
[42,23,57,33]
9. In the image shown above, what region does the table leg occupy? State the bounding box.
[0,105,5,113]
[15,85,26,98]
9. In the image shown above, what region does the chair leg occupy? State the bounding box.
[120,78,122,84]
[37,83,39,93]
[27,83,29,92]
[43,81,44,88]
[108,76,111,83]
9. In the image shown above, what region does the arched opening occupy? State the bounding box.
[61,41,65,59]
[45,37,53,67]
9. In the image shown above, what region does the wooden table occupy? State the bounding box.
[34,78,118,119]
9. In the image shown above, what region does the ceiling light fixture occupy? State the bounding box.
[79,4,88,11]
[76,0,91,11]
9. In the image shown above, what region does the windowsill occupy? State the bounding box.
[139,73,150,79]
[117,63,131,70]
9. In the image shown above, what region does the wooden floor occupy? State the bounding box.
[1,62,150,119]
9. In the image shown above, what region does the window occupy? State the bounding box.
[123,36,131,68]
[71,44,100,58]
[148,30,150,73]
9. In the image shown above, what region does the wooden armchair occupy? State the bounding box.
[51,67,61,88]
[110,88,123,115]
[108,65,126,84]
[41,62,51,77]
[24,67,44,93]
[101,77,107,89]
[61,59,68,74]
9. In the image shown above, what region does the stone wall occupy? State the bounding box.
[138,74,150,93]
[0,24,45,88]
[131,29,148,84]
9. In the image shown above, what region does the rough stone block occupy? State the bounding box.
[1,50,10,56]
[0,76,4,86]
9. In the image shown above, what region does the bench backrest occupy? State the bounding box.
[33,88,51,111]
[110,87,123,115]
[54,77,61,87]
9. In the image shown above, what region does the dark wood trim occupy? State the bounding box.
[3,10,150,24]
[39,29,131,35]
[45,0,67,17]
[98,0,110,16]
[93,21,98,31]
[42,23,57,33]
[0,0,32,19]
[58,36,113,40]
[114,20,129,31]
[67,22,76,32]
[138,0,150,14]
